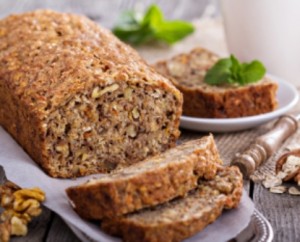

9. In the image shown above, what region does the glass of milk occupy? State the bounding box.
[220,0,300,86]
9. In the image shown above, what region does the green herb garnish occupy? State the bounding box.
[204,55,266,86]
[113,4,195,45]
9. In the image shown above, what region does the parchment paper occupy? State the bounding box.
[0,126,254,242]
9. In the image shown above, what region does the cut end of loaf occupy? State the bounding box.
[45,81,181,178]
[0,10,183,178]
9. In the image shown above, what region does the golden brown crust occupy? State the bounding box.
[0,10,182,177]
[66,135,222,219]
[101,166,243,242]
[0,10,179,111]
[154,47,278,118]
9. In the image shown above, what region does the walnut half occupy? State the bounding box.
[0,183,46,241]
[276,149,300,185]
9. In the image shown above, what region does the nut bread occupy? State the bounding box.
[0,10,183,178]
[154,47,278,118]
[66,135,222,219]
[101,166,243,242]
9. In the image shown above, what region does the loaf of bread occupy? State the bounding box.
[101,166,243,242]
[0,10,183,178]
[154,47,278,118]
[66,135,222,219]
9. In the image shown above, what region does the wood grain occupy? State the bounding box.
[253,184,300,242]
[46,215,81,242]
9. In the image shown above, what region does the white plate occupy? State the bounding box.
[180,75,299,132]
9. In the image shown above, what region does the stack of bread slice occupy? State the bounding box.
[66,135,243,242]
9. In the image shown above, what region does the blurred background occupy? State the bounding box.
[2,0,227,65]
[0,0,217,28]
[1,0,298,84]
[0,0,226,63]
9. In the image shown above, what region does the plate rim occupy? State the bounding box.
[180,75,299,130]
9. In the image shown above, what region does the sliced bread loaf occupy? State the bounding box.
[101,166,243,242]
[66,135,222,219]
[154,47,278,118]
[0,10,182,178]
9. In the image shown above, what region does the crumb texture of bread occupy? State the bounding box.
[154,47,278,118]
[0,10,183,178]
[101,166,243,242]
[66,135,222,219]
[198,165,243,209]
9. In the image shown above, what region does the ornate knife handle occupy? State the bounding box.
[231,115,298,178]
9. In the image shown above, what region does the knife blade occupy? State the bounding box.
[0,165,7,186]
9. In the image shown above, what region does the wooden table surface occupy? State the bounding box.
[1,1,299,242]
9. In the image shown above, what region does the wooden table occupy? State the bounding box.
[1,1,299,241]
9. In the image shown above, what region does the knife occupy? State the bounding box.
[231,114,299,179]
[0,165,7,185]
[0,165,8,213]
[0,166,20,191]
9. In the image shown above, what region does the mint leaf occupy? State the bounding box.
[155,21,195,44]
[204,58,232,85]
[113,10,141,31]
[113,26,154,45]
[113,4,195,45]
[142,4,163,27]
[113,10,154,45]
[204,55,266,86]
[240,61,266,84]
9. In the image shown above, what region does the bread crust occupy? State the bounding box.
[154,47,278,118]
[66,135,222,219]
[102,197,225,242]
[0,10,182,177]
[101,166,243,242]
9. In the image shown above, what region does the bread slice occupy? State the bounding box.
[0,10,183,178]
[154,47,278,118]
[66,135,222,219]
[101,166,243,242]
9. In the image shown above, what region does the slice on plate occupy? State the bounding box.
[154,47,278,118]
[101,166,243,242]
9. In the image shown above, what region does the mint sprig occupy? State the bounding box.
[113,4,195,45]
[204,55,266,86]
